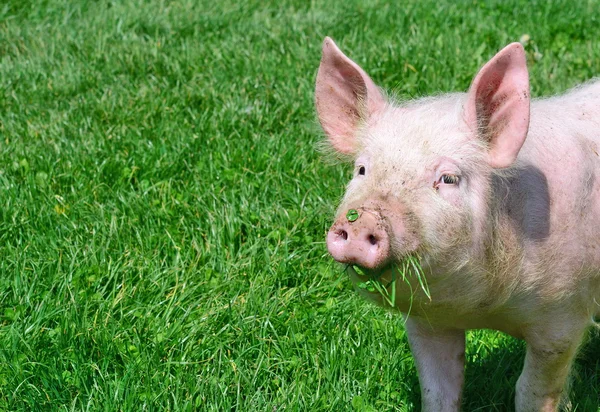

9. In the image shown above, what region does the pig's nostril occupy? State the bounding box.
[368,234,378,245]
[339,230,348,241]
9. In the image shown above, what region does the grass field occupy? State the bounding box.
[1,0,600,410]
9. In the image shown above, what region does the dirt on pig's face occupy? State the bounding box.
[332,99,493,277]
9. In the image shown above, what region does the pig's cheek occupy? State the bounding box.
[388,213,421,253]
[437,186,463,207]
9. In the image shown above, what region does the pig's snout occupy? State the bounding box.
[327,209,391,269]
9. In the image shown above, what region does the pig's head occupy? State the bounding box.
[317,38,530,279]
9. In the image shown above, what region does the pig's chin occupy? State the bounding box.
[346,263,394,284]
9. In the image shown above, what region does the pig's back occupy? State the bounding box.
[530,79,600,144]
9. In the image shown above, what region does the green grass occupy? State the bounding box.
[0,0,599,410]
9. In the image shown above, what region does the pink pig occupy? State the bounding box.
[317,37,600,411]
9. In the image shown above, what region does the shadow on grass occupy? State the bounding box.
[570,331,600,411]
[415,331,600,411]
[462,332,600,411]
[461,333,524,411]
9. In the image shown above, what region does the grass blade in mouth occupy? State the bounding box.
[407,255,430,300]
[352,265,366,276]
[348,255,430,308]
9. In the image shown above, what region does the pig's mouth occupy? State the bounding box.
[345,255,431,306]
[346,264,385,283]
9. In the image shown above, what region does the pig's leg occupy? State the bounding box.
[515,325,587,411]
[405,317,465,412]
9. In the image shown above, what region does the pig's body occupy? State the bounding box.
[316,38,600,411]
[354,85,600,333]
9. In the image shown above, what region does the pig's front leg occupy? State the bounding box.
[405,317,466,412]
[516,327,586,412]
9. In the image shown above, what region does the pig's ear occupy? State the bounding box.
[464,42,530,169]
[315,37,386,154]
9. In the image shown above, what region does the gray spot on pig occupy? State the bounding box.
[492,165,550,241]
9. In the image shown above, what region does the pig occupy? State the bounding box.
[317,37,600,411]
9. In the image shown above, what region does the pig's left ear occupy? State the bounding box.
[464,43,530,169]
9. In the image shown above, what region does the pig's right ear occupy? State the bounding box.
[464,43,530,169]
[315,37,386,155]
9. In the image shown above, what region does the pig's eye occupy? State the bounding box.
[435,173,460,191]
[358,166,366,176]
[441,174,459,185]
